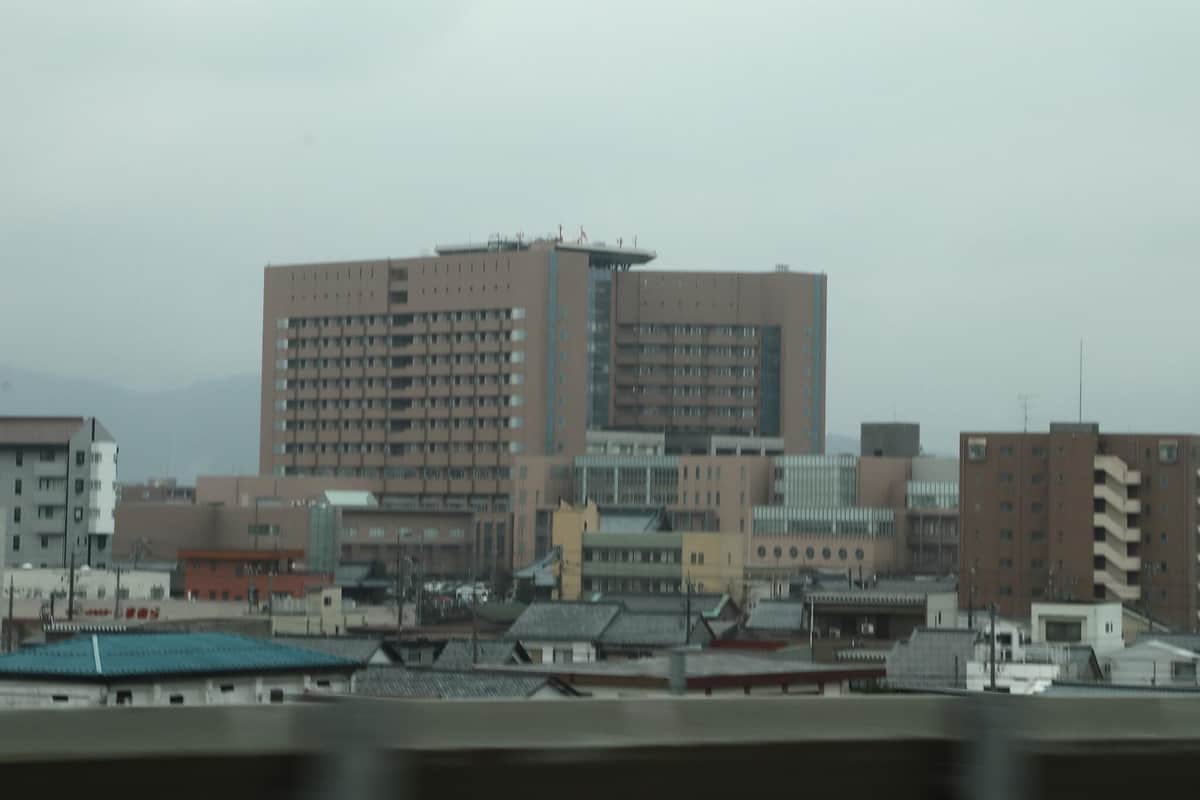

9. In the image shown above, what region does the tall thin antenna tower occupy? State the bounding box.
[1078,340,1084,422]
[1018,394,1035,433]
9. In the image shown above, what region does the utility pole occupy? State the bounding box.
[470,537,479,666]
[685,575,692,644]
[395,536,403,648]
[114,567,121,620]
[6,576,14,653]
[989,603,998,692]
[67,551,76,622]
[967,566,976,629]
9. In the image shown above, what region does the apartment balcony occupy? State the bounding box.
[1093,511,1140,543]
[449,451,474,468]
[1093,540,1141,572]
[33,461,67,478]
[33,520,66,536]
[1093,483,1140,515]
[384,478,423,494]
[583,561,681,580]
[1093,570,1141,602]
[1094,455,1141,486]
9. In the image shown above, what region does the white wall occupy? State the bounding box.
[925,593,959,628]
[1031,602,1123,655]
[3,567,170,602]
[0,671,353,709]
[1108,643,1200,687]
[524,641,597,664]
[88,442,118,536]
[966,660,1059,694]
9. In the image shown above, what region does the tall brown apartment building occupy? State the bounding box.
[259,237,827,571]
[959,424,1200,631]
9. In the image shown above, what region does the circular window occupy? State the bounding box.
[789,546,799,559]
[806,546,815,559]
[773,546,783,558]
[855,548,865,561]
[822,547,832,559]
[838,548,848,560]
[757,546,767,558]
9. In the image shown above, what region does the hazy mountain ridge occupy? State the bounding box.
[0,364,865,483]
[0,366,260,483]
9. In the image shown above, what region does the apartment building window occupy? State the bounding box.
[73,508,83,522]
[999,472,1014,484]
[14,450,22,466]
[74,479,84,495]
[999,558,1013,569]
[10,536,17,552]
[40,450,55,462]
[75,451,85,467]
[1000,502,1014,513]
[1158,441,1179,464]
[967,438,987,461]
[12,509,19,524]
[13,479,21,496]
[999,529,1014,541]
[40,535,48,548]
[998,586,1013,596]
[1031,530,1045,542]
[1031,473,1045,485]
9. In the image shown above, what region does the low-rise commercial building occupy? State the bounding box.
[179,548,327,603]
[551,501,744,601]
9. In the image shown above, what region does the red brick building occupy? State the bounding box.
[179,549,327,603]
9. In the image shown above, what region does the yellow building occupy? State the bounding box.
[551,501,745,603]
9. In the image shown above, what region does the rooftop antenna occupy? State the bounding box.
[1018,394,1035,433]
[1078,339,1084,423]
[578,225,588,244]
[558,223,563,242]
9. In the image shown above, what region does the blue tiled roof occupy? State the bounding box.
[0,633,359,680]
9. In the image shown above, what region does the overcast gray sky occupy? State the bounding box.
[2,0,1198,453]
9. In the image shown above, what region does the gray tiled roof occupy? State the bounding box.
[434,640,521,669]
[885,628,977,691]
[276,636,386,665]
[595,593,730,617]
[505,602,622,642]
[353,666,554,699]
[1135,633,1200,654]
[599,613,698,648]
[746,601,807,632]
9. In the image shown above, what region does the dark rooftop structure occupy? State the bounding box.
[353,666,578,700]
[275,636,391,666]
[599,613,709,650]
[433,640,529,670]
[746,601,807,633]
[505,602,623,643]
[489,651,882,694]
[592,593,738,620]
